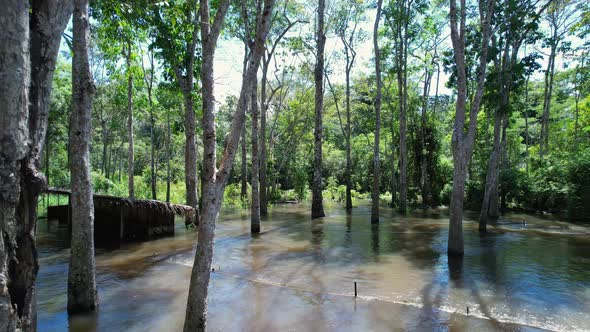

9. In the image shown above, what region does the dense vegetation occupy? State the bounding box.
[40,0,590,221]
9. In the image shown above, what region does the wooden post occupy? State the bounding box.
[354,282,357,297]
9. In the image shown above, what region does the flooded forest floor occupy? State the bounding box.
[37,203,590,331]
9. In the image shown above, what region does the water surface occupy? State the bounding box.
[37,203,590,331]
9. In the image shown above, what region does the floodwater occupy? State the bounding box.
[37,203,590,331]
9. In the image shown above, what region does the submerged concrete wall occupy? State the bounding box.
[45,189,193,246]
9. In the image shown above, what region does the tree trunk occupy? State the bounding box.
[251,79,261,233]
[125,41,135,198]
[479,113,503,231]
[183,92,199,216]
[371,0,383,224]
[448,156,467,254]
[240,42,249,201]
[540,40,557,158]
[344,47,353,212]
[10,1,73,330]
[241,121,248,199]
[68,0,98,313]
[0,1,30,329]
[524,73,530,172]
[312,0,326,219]
[166,108,171,203]
[260,62,268,216]
[149,105,156,200]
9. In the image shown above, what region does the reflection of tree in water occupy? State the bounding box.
[388,220,442,270]
[371,223,380,261]
[310,219,325,263]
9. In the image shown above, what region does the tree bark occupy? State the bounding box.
[312,0,326,219]
[0,1,30,330]
[251,79,261,233]
[183,0,277,331]
[10,1,73,330]
[371,0,383,224]
[68,0,98,314]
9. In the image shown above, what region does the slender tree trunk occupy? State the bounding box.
[371,0,383,223]
[540,41,557,158]
[240,43,249,201]
[345,55,353,212]
[68,0,98,313]
[251,79,261,233]
[524,74,530,172]
[125,41,135,198]
[241,122,248,199]
[260,62,268,216]
[390,117,398,208]
[312,0,326,219]
[166,108,171,203]
[183,92,199,219]
[0,1,30,329]
[149,104,156,200]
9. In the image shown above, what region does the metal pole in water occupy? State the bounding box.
[354,282,357,297]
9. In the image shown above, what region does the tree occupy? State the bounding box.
[183,0,275,330]
[539,0,577,158]
[68,0,99,313]
[148,0,201,221]
[333,0,364,212]
[478,0,547,231]
[312,0,327,219]
[447,0,494,255]
[372,0,384,223]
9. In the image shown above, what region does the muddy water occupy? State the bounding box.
[36,203,590,331]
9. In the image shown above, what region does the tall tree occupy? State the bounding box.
[334,0,363,212]
[183,0,275,330]
[259,3,300,216]
[539,0,577,158]
[148,0,201,221]
[447,0,494,255]
[372,0,384,223]
[68,0,98,313]
[0,1,30,329]
[312,0,326,219]
[478,0,547,231]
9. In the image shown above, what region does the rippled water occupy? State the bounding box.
[36,203,590,331]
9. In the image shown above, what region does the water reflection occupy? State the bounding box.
[36,203,590,331]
